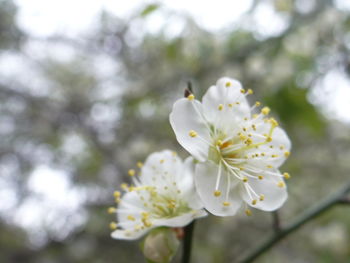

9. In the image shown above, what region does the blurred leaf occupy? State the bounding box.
[140,4,160,17]
[265,83,326,136]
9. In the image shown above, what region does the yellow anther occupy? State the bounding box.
[283,172,291,179]
[266,136,272,142]
[172,151,177,156]
[113,191,121,198]
[240,88,246,94]
[245,209,252,216]
[267,165,273,168]
[261,106,270,115]
[121,183,129,190]
[141,212,149,218]
[218,104,224,111]
[279,145,285,150]
[277,181,285,188]
[253,114,258,118]
[228,103,233,108]
[142,218,152,227]
[243,127,247,132]
[269,118,279,127]
[269,145,274,149]
[137,162,143,168]
[239,134,247,141]
[259,194,265,201]
[258,175,264,180]
[261,152,266,156]
[255,101,261,107]
[160,159,164,164]
[189,130,197,137]
[216,140,223,147]
[248,133,252,137]
[127,215,136,221]
[214,190,221,197]
[242,177,248,183]
[107,207,116,214]
[239,167,244,171]
[128,169,136,176]
[109,222,118,230]
[284,151,290,157]
[223,202,231,207]
[271,154,278,158]
[251,199,257,205]
[236,102,240,105]
[225,81,232,87]
[247,89,253,94]
[167,200,176,209]
[251,124,256,130]
[255,153,259,157]
[187,94,195,101]
[244,117,248,121]
[245,138,253,145]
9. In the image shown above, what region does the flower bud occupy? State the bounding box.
[141,228,180,263]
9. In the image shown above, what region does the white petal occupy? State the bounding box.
[111,228,151,240]
[247,126,291,168]
[153,210,207,227]
[170,98,211,162]
[195,161,242,216]
[240,172,288,211]
[202,77,251,130]
[140,150,182,185]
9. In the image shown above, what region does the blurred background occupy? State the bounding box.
[0,0,350,262]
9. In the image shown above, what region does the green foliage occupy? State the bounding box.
[140,3,160,17]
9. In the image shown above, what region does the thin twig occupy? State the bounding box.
[182,221,196,263]
[239,182,350,263]
[272,211,281,233]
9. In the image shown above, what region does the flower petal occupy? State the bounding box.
[240,171,288,211]
[247,126,291,168]
[202,77,250,130]
[169,98,211,162]
[140,150,182,186]
[195,161,242,216]
[111,228,151,240]
[179,157,205,210]
[153,210,207,227]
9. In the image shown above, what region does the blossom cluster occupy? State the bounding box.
[109,77,291,259]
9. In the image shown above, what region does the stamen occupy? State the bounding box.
[107,207,116,214]
[261,107,270,115]
[277,181,285,188]
[189,130,197,137]
[187,94,195,101]
[128,169,135,176]
[214,190,221,197]
[109,222,118,230]
[283,172,291,179]
[245,209,252,216]
[215,162,222,192]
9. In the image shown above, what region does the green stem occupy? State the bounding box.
[182,221,196,263]
[239,182,350,263]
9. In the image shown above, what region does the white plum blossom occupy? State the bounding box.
[110,150,207,240]
[170,77,291,216]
